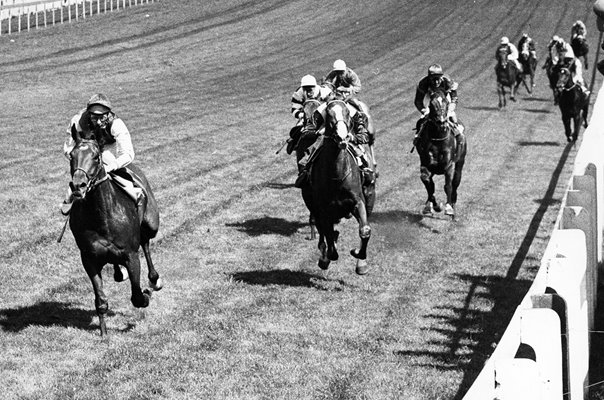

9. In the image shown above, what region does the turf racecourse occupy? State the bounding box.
[0,0,602,399]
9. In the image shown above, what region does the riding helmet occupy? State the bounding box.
[333,59,347,71]
[300,74,317,87]
[428,64,443,76]
[87,93,112,115]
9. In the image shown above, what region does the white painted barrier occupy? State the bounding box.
[462,79,604,399]
[0,0,153,35]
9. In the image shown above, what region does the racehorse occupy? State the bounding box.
[292,99,323,239]
[519,40,537,92]
[68,127,162,336]
[416,91,467,218]
[571,36,589,69]
[301,99,374,275]
[495,45,523,108]
[556,67,589,142]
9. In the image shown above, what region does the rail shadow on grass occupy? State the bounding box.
[226,216,307,237]
[230,269,351,291]
[0,301,112,333]
[395,141,574,398]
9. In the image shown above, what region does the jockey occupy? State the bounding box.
[291,74,332,125]
[497,36,522,70]
[413,64,465,150]
[323,59,364,112]
[61,93,144,215]
[571,20,587,40]
[518,33,537,58]
[294,92,373,189]
[560,51,590,95]
[547,35,566,65]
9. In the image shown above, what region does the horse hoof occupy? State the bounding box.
[444,204,455,216]
[422,202,433,215]
[433,202,443,213]
[318,259,330,270]
[113,265,129,282]
[150,277,163,291]
[355,259,369,275]
[510,97,516,102]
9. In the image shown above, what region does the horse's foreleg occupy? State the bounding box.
[497,85,505,108]
[420,166,440,214]
[142,242,162,291]
[82,256,108,336]
[309,213,316,240]
[127,253,151,309]
[443,166,455,217]
[562,116,572,142]
[317,231,330,270]
[351,202,371,275]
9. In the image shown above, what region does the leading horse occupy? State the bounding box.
[416,91,467,218]
[68,128,162,336]
[496,45,523,108]
[301,99,374,275]
[556,67,589,142]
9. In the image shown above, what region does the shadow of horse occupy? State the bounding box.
[230,269,353,291]
[302,99,374,275]
[226,216,307,237]
[0,301,110,333]
[416,91,467,218]
[571,36,589,68]
[67,129,163,336]
[556,67,589,142]
[495,45,523,108]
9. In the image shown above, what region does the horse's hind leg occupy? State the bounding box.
[82,256,109,336]
[142,242,162,291]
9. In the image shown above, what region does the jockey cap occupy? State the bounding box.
[300,74,317,87]
[427,64,443,76]
[552,35,561,43]
[500,36,509,45]
[333,59,347,71]
[87,93,112,115]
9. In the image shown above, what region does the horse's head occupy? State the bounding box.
[520,41,529,59]
[556,67,573,90]
[428,91,449,125]
[69,126,106,200]
[496,46,509,68]
[325,99,351,141]
[302,99,322,130]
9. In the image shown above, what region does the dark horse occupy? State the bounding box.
[556,67,589,142]
[571,36,589,69]
[416,91,467,218]
[301,99,374,275]
[68,128,162,335]
[291,99,323,239]
[519,40,537,92]
[496,45,523,108]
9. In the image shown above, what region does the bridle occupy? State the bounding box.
[70,139,108,196]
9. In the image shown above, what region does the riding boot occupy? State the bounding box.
[294,168,309,188]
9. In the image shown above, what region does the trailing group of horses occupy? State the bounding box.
[496,35,590,142]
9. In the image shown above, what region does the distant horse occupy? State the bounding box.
[301,99,374,275]
[495,45,523,108]
[416,91,467,218]
[571,36,589,69]
[518,40,537,92]
[68,128,162,336]
[556,67,589,142]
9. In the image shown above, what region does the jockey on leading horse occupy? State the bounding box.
[518,33,537,61]
[291,74,333,126]
[61,93,144,215]
[496,36,522,71]
[571,20,587,41]
[294,91,373,189]
[413,64,465,152]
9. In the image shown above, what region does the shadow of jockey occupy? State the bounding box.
[413,64,465,154]
[61,93,145,217]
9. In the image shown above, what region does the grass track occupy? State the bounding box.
[0,0,602,399]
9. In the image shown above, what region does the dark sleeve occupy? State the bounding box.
[414,79,427,112]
